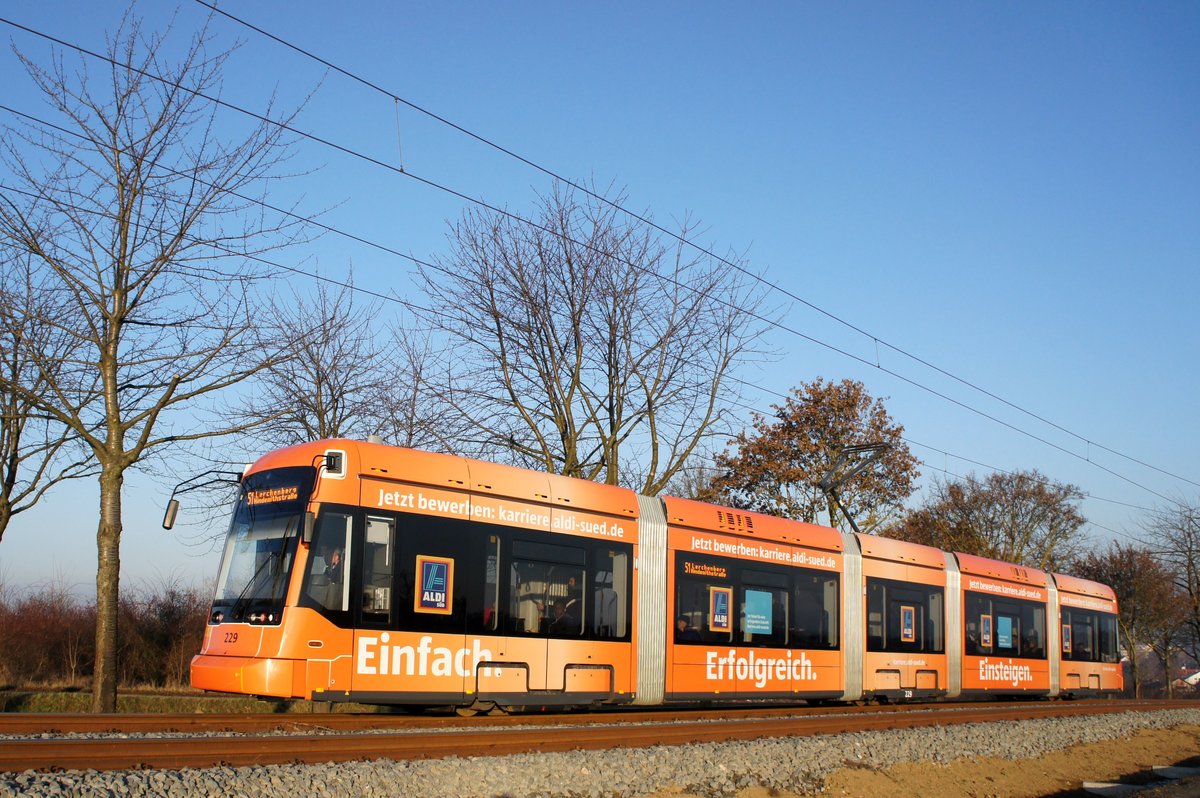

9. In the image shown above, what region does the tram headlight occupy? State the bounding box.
[211,610,224,624]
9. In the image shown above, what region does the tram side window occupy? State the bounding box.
[793,571,839,650]
[1017,601,1044,658]
[508,540,586,637]
[360,517,394,624]
[1066,610,1095,661]
[592,549,630,639]
[866,578,944,654]
[394,514,480,634]
[1063,608,1115,662]
[1098,613,1119,663]
[965,592,1045,659]
[482,536,500,633]
[741,569,788,647]
[303,511,353,614]
[675,556,735,644]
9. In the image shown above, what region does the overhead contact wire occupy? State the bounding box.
[190,0,1200,493]
[0,14,1184,508]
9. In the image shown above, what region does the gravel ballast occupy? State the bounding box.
[4,708,1199,798]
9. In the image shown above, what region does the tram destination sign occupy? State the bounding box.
[246,485,300,506]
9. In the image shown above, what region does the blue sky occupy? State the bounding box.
[1,1,1197,593]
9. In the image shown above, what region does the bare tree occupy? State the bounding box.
[416,184,769,494]
[374,324,472,452]
[699,378,919,530]
[1148,503,1200,665]
[1073,542,1178,697]
[0,13,307,711]
[662,451,722,501]
[243,276,388,447]
[0,253,93,541]
[241,276,469,452]
[888,470,1087,571]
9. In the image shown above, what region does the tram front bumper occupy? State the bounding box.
[191,654,296,698]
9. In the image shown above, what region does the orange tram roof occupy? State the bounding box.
[249,441,1110,598]
[254,439,641,521]
[661,495,844,552]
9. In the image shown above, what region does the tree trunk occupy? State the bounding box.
[90,465,123,713]
[1160,644,1174,699]
[1131,649,1141,698]
[1120,623,1141,698]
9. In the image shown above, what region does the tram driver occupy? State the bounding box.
[322,548,344,609]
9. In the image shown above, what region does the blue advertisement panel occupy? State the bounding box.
[743,589,772,634]
[997,615,1013,649]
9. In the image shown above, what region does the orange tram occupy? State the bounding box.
[187,439,1123,710]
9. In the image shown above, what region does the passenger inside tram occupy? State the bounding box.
[676,615,701,642]
[548,599,579,635]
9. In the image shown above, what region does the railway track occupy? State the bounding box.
[0,700,948,734]
[1,700,1192,773]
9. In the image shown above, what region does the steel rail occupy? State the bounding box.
[0,699,1176,736]
[0,701,974,735]
[1,700,1192,773]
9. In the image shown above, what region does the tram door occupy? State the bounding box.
[346,516,399,697]
[509,539,588,692]
[301,510,356,696]
[865,577,944,693]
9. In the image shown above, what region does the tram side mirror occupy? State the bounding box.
[162,499,180,531]
[302,511,315,544]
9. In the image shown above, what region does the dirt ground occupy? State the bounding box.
[640,724,1200,798]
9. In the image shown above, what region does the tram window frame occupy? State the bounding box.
[964,591,1046,659]
[496,533,634,640]
[482,535,500,633]
[393,513,475,635]
[359,516,395,626]
[866,577,945,654]
[1097,612,1119,663]
[592,548,630,639]
[299,509,354,620]
[509,538,587,637]
[674,555,841,650]
[674,554,736,645]
[741,568,789,647]
[1062,608,1118,663]
[301,507,635,641]
[793,570,840,650]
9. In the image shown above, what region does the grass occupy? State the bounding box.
[0,686,383,714]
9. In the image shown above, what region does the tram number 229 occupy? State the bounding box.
[224,632,239,643]
[902,689,913,699]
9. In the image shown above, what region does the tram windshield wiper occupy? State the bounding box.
[229,549,278,621]
[228,512,301,621]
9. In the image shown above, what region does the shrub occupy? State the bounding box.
[0,578,209,690]
[0,581,94,688]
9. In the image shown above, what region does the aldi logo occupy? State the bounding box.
[415,555,454,615]
[709,586,732,632]
[901,605,916,643]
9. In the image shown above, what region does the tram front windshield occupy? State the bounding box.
[211,466,313,623]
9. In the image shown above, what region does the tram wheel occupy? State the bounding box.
[455,699,497,717]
